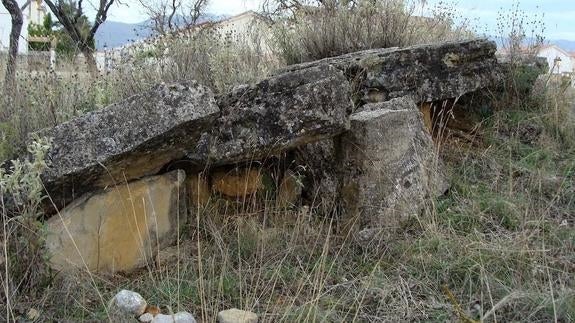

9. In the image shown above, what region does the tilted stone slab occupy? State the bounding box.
[36,82,218,210]
[280,38,501,104]
[45,170,186,273]
[340,97,448,228]
[188,64,352,165]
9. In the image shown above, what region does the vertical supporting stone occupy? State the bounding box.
[187,172,211,207]
[420,102,434,134]
[45,170,186,273]
[340,97,448,228]
[294,139,342,215]
[276,169,303,208]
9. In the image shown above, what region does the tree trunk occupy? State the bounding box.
[2,0,23,96]
[80,47,99,78]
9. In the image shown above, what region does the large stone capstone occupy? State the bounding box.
[188,64,352,165]
[37,82,218,210]
[280,38,501,105]
[45,170,186,272]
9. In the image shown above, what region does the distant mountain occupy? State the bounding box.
[95,20,152,50]
[490,35,575,52]
[95,14,226,50]
[551,39,575,51]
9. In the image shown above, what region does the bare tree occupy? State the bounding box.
[44,0,116,77]
[1,0,23,96]
[138,0,209,35]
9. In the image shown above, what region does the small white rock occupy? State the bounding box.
[27,308,40,321]
[152,313,175,323]
[113,289,147,316]
[174,311,197,323]
[150,311,196,323]
[217,308,258,323]
[139,313,154,323]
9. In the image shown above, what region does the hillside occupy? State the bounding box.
[95,14,226,50]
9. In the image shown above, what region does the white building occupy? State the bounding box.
[101,11,273,71]
[537,44,575,75]
[0,0,47,54]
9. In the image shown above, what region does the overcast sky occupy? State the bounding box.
[98,0,574,40]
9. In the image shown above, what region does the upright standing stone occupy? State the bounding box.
[340,97,448,228]
[45,170,186,273]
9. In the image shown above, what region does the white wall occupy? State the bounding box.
[212,12,273,53]
[538,46,574,74]
[1,0,47,54]
[0,11,16,52]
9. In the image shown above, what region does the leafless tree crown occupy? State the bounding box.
[138,0,209,35]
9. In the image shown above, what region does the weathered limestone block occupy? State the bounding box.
[211,167,264,198]
[281,39,501,105]
[37,82,218,210]
[276,169,302,208]
[193,64,352,165]
[187,173,211,207]
[45,170,186,273]
[340,97,448,228]
[294,139,342,214]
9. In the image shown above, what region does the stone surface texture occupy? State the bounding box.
[191,64,352,165]
[217,308,258,323]
[45,170,186,272]
[294,139,342,214]
[212,168,264,198]
[340,97,448,227]
[113,290,147,316]
[187,172,211,207]
[151,312,197,323]
[281,39,501,105]
[139,313,154,322]
[276,169,302,208]
[37,82,217,210]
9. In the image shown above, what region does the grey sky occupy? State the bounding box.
[105,0,263,23]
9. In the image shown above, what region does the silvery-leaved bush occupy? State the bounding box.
[0,136,50,213]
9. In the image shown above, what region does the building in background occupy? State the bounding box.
[100,11,273,71]
[536,44,575,75]
[0,0,47,54]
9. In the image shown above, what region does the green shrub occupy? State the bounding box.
[1,137,51,312]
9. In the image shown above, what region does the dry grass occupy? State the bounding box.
[270,0,473,65]
[2,82,572,321]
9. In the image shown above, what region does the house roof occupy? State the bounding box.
[498,44,575,59]
[186,11,272,31]
[538,44,572,57]
[110,11,271,52]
